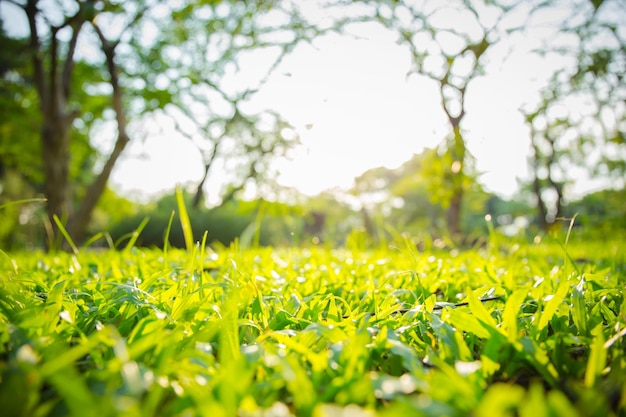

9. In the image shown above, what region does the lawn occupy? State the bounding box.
[0,230,624,416]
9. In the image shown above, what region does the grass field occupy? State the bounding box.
[0,225,625,416]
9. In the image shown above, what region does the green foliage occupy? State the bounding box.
[105,192,302,248]
[0,30,43,186]
[0,25,108,247]
[0,24,104,183]
[0,232,624,416]
[351,150,511,240]
[88,187,139,234]
[563,188,626,236]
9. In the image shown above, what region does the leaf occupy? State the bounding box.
[465,287,498,331]
[47,370,102,417]
[41,325,118,378]
[444,309,491,339]
[327,295,340,322]
[537,278,570,331]
[571,277,588,336]
[123,216,149,252]
[584,325,607,388]
[176,186,194,252]
[424,294,436,313]
[162,210,175,255]
[53,215,79,254]
[518,337,558,386]
[0,198,47,210]
[503,289,527,342]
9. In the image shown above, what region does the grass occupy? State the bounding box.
[0,224,624,416]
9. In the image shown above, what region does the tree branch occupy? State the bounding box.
[24,0,47,110]
[69,20,132,241]
[61,19,86,100]
[92,23,129,146]
[192,136,224,208]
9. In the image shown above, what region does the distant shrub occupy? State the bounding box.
[107,206,257,248]
[106,195,303,248]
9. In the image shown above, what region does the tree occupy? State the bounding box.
[0,22,98,248]
[352,150,487,240]
[521,0,626,230]
[1,0,321,247]
[333,0,528,237]
[0,0,149,247]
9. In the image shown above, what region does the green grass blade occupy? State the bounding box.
[253,200,266,248]
[585,325,607,388]
[466,286,498,331]
[47,370,102,417]
[0,197,47,210]
[124,217,149,252]
[503,289,527,342]
[176,186,194,252]
[537,278,570,332]
[571,277,588,336]
[41,326,117,378]
[484,213,499,255]
[82,232,106,248]
[444,309,491,339]
[197,230,209,299]
[163,210,175,256]
[52,214,79,254]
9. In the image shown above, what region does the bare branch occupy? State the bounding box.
[3,0,23,8]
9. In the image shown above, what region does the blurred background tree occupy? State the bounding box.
[351,150,519,245]
[0,0,320,249]
[329,0,529,238]
[521,0,625,230]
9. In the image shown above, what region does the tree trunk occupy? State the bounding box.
[532,174,548,231]
[67,132,129,243]
[439,75,467,240]
[26,0,87,248]
[446,127,465,238]
[547,173,563,224]
[360,207,376,240]
[41,118,72,226]
[39,74,80,248]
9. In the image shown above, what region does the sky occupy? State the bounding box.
[1,1,611,204]
[108,2,586,204]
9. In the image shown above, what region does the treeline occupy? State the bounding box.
[103,185,626,250]
[0,178,623,251]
